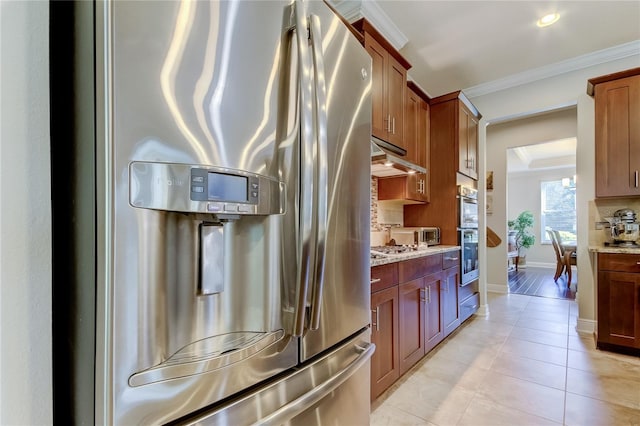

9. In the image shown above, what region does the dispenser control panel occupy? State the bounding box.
[190,169,259,205]
[129,161,284,216]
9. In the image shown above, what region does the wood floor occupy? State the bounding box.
[508,266,576,300]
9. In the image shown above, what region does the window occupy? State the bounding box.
[540,178,576,243]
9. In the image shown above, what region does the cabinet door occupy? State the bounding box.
[418,100,430,201]
[595,75,640,197]
[442,266,460,337]
[467,114,478,180]
[424,272,443,353]
[458,103,478,179]
[405,173,428,202]
[398,278,425,375]
[597,270,640,348]
[387,55,407,149]
[404,87,420,164]
[371,286,400,400]
[364,33,388,143]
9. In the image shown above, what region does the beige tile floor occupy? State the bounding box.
[370,292,640,426]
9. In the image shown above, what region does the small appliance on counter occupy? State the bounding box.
[606,208,640,247]
[389,227,440,247]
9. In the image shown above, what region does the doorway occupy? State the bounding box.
[506,139,577,300]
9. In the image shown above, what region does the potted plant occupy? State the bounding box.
[508,210,536,267]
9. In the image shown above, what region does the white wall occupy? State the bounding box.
[0,1,52,424]
[508,167,576,266]
[473,54,640,331]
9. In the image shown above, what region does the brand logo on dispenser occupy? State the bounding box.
[157,177,184,187]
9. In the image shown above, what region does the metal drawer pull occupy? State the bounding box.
[635,170,639,188]
[371,308,380,331]
[370,278,381,284]
[444,256,459,261]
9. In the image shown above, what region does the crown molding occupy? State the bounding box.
[464,40,640,99]
[329,1,408,50]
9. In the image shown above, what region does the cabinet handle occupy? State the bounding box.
[427,286,431,303]
[385,114,391,132]
[370,278,381,284]
[371,308,379,331]
[392,117,396,134]
[420,288,426,303]
[635,170,638,188]
[444,256,459,261]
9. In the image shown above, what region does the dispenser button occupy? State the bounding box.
[192,176,204,183]
[238,205,251,213]
[207,203,222,212]
[224,204,238,212]
[192,186,204,193]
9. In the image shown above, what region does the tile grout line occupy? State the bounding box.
[562,301,572,426]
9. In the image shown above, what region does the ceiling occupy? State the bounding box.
[332,1,639,173]
[332,1,640,98]
[507,138,576,173]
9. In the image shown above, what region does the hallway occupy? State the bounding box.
[370,292,640,425]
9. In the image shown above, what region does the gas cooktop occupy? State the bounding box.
[370,245,419,258]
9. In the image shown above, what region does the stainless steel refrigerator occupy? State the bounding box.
[50,0,373,424]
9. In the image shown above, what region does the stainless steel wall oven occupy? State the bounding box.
[458,186,479,286]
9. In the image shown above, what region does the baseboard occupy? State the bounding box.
[474,303,490,317]
[525,261,555,269]
[576,318,596,334]
[487,283,509,294]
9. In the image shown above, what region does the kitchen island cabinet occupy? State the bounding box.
[588,68,640,198]
[597,253,640,355]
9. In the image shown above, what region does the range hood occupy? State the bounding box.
[371,137,427,177]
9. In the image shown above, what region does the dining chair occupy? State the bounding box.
[546,228,565,282]
[552,229,577,287]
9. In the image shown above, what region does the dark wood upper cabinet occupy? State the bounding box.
[589,69,640,198]
[354,19,410,150]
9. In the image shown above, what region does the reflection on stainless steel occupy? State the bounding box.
[180,330,373,426]
[85,1,373,424]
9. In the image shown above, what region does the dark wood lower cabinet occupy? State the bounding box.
[442,266,460,337]
[597,253,640,355]
[424,272,443,354]
[370,285,400,400]
[371,250,463,401]
[597,253,640,354]
[398,278,425,375]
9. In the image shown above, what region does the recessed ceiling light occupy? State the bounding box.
[537,12,560,27]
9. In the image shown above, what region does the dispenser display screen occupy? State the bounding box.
[207,172,248,202]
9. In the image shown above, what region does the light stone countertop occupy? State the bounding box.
[588,245,640,255]
[370,245,461,267]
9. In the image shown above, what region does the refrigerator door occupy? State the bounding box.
[96,1,307,424]
[177,329,374,425]
[298,0,372,361]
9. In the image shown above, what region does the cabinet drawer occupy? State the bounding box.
[371,263,399,293]
[442,250,461,270]
[598,253,640,273]
[399,254,442,283]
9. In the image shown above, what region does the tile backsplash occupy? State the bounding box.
[371,176,403,245]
